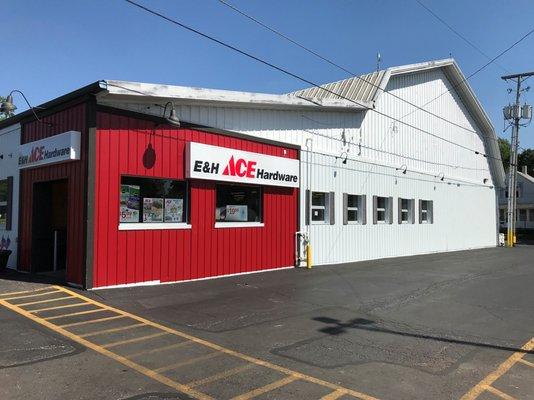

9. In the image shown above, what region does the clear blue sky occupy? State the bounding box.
[3,0,534,147]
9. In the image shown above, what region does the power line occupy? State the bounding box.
[401,25,534,121]
[104,80,489,174]
[218,0,482,137]
[123,0,501,163]
[414,0,510,73]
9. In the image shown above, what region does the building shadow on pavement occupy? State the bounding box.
[313,316,534,354]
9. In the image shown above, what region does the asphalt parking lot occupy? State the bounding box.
[1,246,534,400]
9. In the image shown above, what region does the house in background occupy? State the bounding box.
[499,166,534,230]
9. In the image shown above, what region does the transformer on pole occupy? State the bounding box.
[502,71,534,247]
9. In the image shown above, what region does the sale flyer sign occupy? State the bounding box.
[120,185,140,223]
[143,198,164,222]
[164,198,183,222]
[225,205,248,222]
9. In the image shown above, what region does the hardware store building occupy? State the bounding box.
[0,59,504,289]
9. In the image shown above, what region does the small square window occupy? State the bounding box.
[399,198,414,224]
[373,196,391,224]
[311,192,329,223]
[519,209,527,222]
[419,200,434,224]
[344,194,365,224]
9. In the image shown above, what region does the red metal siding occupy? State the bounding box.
[94,112,298,288]
[18,103,88,285]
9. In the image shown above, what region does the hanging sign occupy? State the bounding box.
[186,142,299,188]
[18,131,81,169]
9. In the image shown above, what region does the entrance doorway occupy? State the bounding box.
[31,179,68,275]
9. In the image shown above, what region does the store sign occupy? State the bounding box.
[186,142,299,188]
[18,131,81,169]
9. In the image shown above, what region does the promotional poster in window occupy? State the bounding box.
[120,184,140,223]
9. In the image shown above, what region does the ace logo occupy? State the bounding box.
[29,146,45,162]
[222,156,257,178]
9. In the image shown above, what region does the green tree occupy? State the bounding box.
[0,96,15,121]
[498,138,511,170]
[518,148,534,175]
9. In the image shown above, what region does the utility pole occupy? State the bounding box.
[502,71,534,247]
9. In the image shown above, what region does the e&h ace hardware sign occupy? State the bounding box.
[18,131,81,169]
[186,142,299,188]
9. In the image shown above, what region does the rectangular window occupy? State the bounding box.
[215,184,262,223]
[311,192,328,223]
[120,176,188,225]
[398,198,415,224]
[0,178,13,231]
[499,209,505,223]
[343,194,366,224]
[373,196,392,224]
[419,199,434,224]
[519,209,527,222]
[529,209,534,222]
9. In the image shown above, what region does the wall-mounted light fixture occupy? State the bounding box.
[1,90,53,127]
[396,164,407,174]
[163,101,181,127]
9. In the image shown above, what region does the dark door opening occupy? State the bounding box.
[31,179,68,275]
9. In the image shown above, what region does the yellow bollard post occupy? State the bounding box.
[306,243,312,269]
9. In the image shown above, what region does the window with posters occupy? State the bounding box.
[120,177,187,224]
[215,184,262,223]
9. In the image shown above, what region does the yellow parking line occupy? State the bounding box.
[52,286,378,400]
[231,375,299,400]
[2,290,60,301]
[485,386,517,400]
[517,358,534,368]
[0,297,214,400]
[102,332,167,349]
[44,308,106,320]
[79,323,146,338]
[59,315,125,328]
[460,337,534,400]
[16,296,73,307]
[188,363,254,388]
[320,389,348,400]
[155,352,221,373]
[30,302,88,313]
[127,340,192,358]
[0,287,53,298]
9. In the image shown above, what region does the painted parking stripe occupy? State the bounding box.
[0,286,379,400]
[79,323,146,338]
[231,375,299,400]
[155,352,222,373]
[29,302,88,313]
[2,289,61,301]
[16,296,74,307]
[127,340,193,359]
[0,287,55,298]
[461,336,534,400]
[320,389,348,400]
[485,386,517,400]
[101,332,168,349]
[44,308,106,320]
[0,291,214,400]
[517,358,534,368]
[187,363,254,388]
[58,315,125,328]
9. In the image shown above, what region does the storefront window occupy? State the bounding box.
[120,176,187,224]
[215,184,262,223]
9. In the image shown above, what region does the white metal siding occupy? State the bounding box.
[100,68,498,265]
[0,124,20,268]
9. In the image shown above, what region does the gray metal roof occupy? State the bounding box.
[290,70,387,105]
